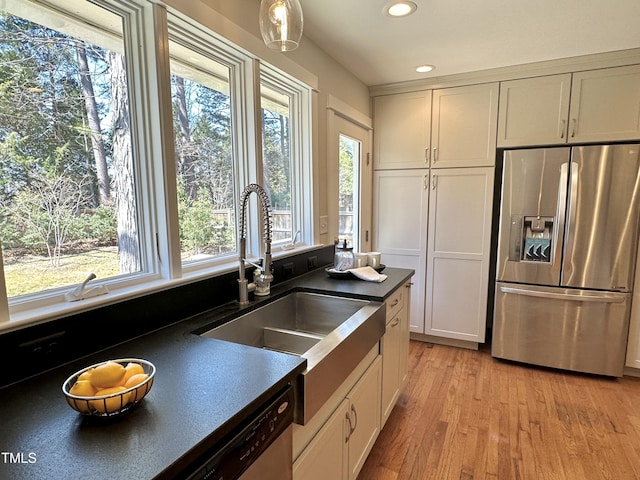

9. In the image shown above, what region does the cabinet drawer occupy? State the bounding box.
[386,287,405,320]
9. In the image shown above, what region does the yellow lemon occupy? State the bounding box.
[124,373,150,401]
[69,379,97,397]
[89,361,126,389]
[68,380,96,413]
[90,386,132,414]
[120,362,145,386]
[77,369,93,382]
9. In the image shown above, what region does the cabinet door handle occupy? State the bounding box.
[571,118,577,138]
[390,298,399,307]
[433,147,438,163]
[425,147,429,164]
[432,175,437,190]
[559,119,566,139]
[423,174,428,190]
[350,404,358,434]
[345,411,352,443]
[390,317,400,327]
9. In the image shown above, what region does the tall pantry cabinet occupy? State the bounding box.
[373,83,497,345]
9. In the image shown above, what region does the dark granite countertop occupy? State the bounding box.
[0,267,414,479]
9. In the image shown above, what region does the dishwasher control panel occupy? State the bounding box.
[186,385,293,480]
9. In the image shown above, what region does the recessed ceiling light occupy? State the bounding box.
[416,64,435,73]
[385,1,418,17]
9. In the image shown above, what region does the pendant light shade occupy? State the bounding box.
[259,0,304,52]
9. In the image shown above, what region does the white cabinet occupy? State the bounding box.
[424,167,494,343]
[373,91,431,169]
[346,356,381,480]
[293,400,349,480]
[498,74,572,146]
[380,283,410,427]
[373,170,428,332]
[374,83,498,169]
[373,84,498,342]
[570,65,640,143]
[431,83,499,168]
[498,65,640,147]
[293,355,381,480]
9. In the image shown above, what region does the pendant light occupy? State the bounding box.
[259,0,304,52]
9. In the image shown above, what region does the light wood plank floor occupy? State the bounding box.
[358,341,640,480]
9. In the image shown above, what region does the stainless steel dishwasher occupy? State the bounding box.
[185,385,294,480]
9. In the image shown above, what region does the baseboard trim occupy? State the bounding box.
[410,333,479,351]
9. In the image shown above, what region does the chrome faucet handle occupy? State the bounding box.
[254,254,273,296]
[254,272,272,296]
[243,258,262,269]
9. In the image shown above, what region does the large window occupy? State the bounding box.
[260,67,311,250]
[168,38,238,265]
[0,0,313,327]
[0,2,142,301]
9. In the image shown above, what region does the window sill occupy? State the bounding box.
[1,244,325,334]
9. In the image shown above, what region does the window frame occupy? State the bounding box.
[259,64,314,254]
[167,15,250,272]
[2,0,166,319]
[327,97,373,253]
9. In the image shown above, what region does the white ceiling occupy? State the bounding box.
[300,0,640,86]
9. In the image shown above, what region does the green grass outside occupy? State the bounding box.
[4,247,120,297]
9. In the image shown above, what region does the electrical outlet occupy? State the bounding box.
[319,215,328,235]
[307,256,318,270]
[20,331,65,358]
[282,262,294,278]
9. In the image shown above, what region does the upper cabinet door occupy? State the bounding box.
[569,64,640,143]
[431,83,499,168]
[497,65,640,147]
[497,74,572,147]
[373,91,431,169]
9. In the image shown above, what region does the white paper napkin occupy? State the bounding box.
[348,266,387,282]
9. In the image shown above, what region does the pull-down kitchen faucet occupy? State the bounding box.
[238,183,273,305]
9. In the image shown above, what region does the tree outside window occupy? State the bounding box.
[0,7,140,297]
[261,84,293,244]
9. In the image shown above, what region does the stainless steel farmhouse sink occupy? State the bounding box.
[200,291,385,424]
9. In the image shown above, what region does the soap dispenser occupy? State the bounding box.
[334,239,355,271]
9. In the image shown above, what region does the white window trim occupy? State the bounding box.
[166,13,254,271]
[326,95,373,252]
[4,0,166,318]
[260,64,314,254]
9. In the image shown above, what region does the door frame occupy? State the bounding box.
[327,96,373,252]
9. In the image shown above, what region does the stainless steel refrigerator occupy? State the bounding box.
[492,144,640,376]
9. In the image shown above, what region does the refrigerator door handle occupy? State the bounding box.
[499,285,625,303]
[553,162,569,266]
[562,161,579,272]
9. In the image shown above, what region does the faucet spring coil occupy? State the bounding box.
[239,183,273,244]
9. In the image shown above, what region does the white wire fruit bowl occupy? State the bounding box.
[62,358,155,417]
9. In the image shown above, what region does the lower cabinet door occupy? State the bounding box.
[380,318,401,427]
[347,356,382,480]
[293,399,349,480]
[373,169,428,333]
[425,167,494,343]
[293,356,382,480]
